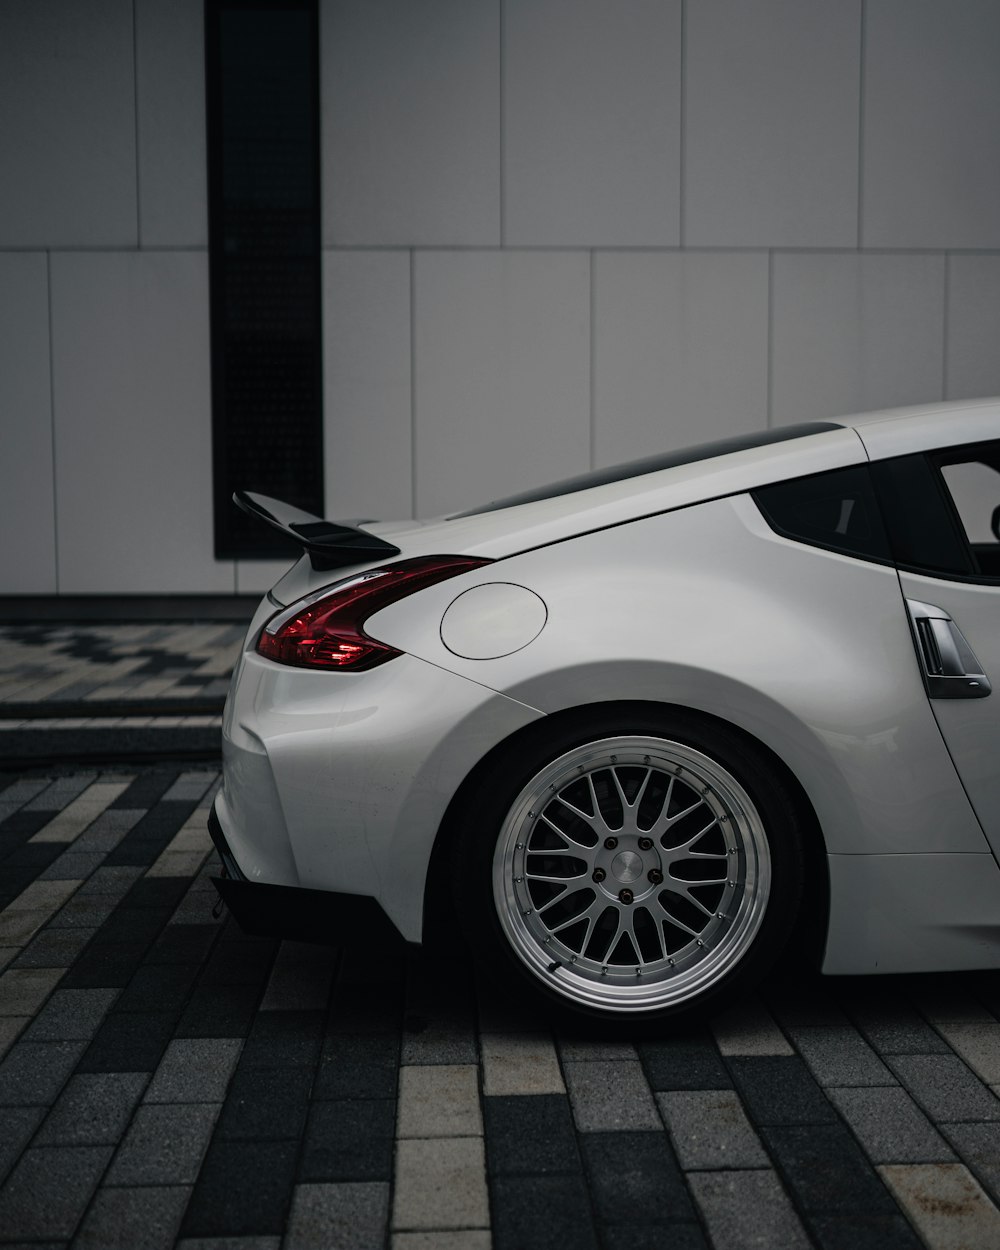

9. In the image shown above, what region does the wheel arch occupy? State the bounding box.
[422,698,829,969]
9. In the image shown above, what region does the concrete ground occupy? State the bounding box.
[3,622,1000,1248]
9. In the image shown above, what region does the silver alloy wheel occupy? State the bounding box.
[492,736,772,1013]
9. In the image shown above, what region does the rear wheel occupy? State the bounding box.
[454,711,804,1023]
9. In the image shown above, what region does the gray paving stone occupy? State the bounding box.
[788,1024,895,1087]
[849,999,950,1054]
[658,1089,769,1170]
[162,772,219,803]
[828,1085,955,1164]
[932,1021,1000,1086]
[23,988,119,1042]
[689,1169,810,1249]
[0,1039,87,1105]
[107,1102,221,1186]
[397,1064,482,1138]
[0,967,64,1015]
[13,927,97,969]
[0,1015,27,1062]
[0,1105,45,1185]
[0,1144,112,1239]
[73,1183,191,1249]
[943,1123,1000,1204]
[25,775,95,811]
[286,1181,390,1250]
[557,1037,638,1062]
[392,1138,488,1231]
[400,1014,477,1065]
[35,1071,148,1145]
[76,864,144,895]
[145,1037,243,1103]
[563,1060,660,1132]
[1,778,52,806]
[39,851,107,882]
[393,1234,492,1250]
[889,1054,1000,1122]
[46,894,118,929]
[481,1032,565,1096]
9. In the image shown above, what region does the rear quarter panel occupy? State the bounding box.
[369,491,988,861]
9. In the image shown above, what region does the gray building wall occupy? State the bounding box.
[2,0,1000,594]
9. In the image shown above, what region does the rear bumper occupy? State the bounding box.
[208,803,405,949]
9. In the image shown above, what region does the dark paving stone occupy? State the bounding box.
[0,1106,45,1185]
[35,1072,148,1146]
[0,1040,88,1106]
[298,1099,395,1182]
[808,1212,924,1250]
[181,1138,298,1237]
[45,895,118,930]
[1,842,64,874]
[214,1066,313,1141]
[579,1131,694,1225]
[313,1032,400,1101]
[727,1055,838,1126]
[60,941,150,989]
[107,1103,220,1186]
[888,1053,1000,1122]
[484,1094,581,1176]
[196,936,276,987]
[23,988,119,1042]
[491,1173,600,1250]
[114,962,202,1014]
[327,983,403,1034]
[240,1010,324,1069]
[763,1123,903,1217]
[603,1226,708,1250]
[639,1032,732,1091]
[121,876,190,911]
[0,1145,113,1239]
[73,1183,190,1250]
[145,923,219,966]
[78,1010,177,1073]
[0,809,53,838]
[176,982,262,1038]
[109,771,179,810]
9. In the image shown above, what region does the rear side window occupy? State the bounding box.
[752,464,892,563]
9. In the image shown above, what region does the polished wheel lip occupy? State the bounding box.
[492,736,772,1013]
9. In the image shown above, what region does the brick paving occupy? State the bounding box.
[3,768,1000,1245]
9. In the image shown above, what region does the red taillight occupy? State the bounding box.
[257,555,491,671]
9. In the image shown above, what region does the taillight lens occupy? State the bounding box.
[257,555,491,671]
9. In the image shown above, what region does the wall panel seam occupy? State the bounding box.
[132,0,142,248]
[46,251,59,593]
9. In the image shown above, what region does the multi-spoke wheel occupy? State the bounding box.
[456,712,803,1022]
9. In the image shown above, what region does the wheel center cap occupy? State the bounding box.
[611,850,643,883]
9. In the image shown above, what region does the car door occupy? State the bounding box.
[869,439,1000,850]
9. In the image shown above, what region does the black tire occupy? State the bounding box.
[452,707,805,1026]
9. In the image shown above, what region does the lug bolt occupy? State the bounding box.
[638,837,653,851]
[647,868,663,884]
[592,867,606,883]
[605,836,618,850]
[619,888,634,905]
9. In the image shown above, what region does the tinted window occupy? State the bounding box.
[752,464,892,563]
[871,455,972,577]
[451,422,841,518]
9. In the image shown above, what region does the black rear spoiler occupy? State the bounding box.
[234,491,401,572]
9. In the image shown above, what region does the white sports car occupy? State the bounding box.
[211,398,1000,1024]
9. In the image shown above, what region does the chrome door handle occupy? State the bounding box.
[906,600,991,699]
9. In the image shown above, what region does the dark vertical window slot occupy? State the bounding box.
[206,0,324,559]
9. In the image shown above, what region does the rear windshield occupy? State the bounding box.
[450,423,841,518]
